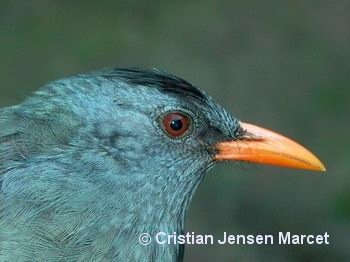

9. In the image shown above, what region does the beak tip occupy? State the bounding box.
[311,164,326,172]
[310,156,326,172]
[319,164,327,172]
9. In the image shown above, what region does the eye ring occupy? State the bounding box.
[161,111,191,138]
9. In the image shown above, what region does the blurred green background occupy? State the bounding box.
[1,1,349,261]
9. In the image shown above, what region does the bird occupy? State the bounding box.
[0,68,325,261]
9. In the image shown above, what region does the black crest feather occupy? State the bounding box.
[98,67,206,101]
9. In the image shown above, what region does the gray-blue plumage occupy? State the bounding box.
[0,68,241,261]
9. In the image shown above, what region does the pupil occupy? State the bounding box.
[170,119,183,131]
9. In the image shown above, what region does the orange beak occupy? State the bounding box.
[214,122,326,172]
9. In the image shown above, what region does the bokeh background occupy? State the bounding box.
[1,1,349,261]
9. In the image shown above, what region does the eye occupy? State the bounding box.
[162,112,191,138]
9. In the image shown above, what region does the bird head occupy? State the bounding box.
[67,68,324,178]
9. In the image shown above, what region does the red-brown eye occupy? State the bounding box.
[162,112,191,138]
